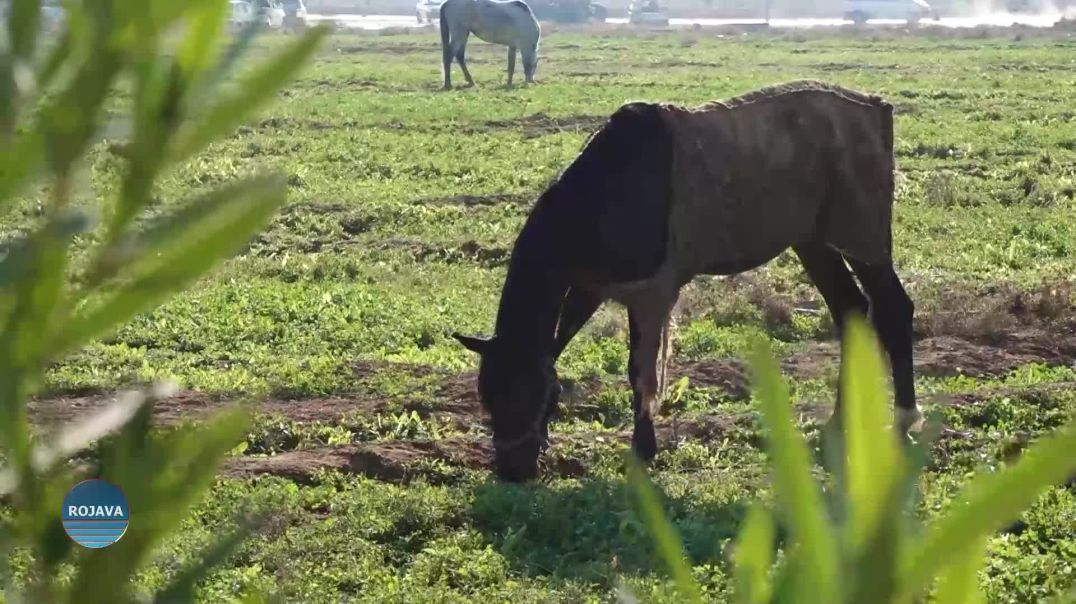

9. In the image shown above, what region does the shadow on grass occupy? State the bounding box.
[468,475,749,585]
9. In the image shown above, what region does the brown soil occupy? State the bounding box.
[378,237,511,267]
[415,193,533,207]
[221,414,736,484]
[30,324,1076,431]
[469,113,606,139]
[28,318,1076,484]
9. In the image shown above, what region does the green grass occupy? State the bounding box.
[8,27,1076,602]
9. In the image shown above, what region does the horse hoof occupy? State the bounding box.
[896,406,925,435]
[440,85,452,91]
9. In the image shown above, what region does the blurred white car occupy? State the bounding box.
[228,0,258,27]
[844,0,935,24]
[629,0,669,25]
[282,0,308,31]
[416,0,442,23]
[229,0,286,29]
[254,0,286,28]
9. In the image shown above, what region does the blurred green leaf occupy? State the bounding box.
[8,0,41,63]
[58,175,287,354]
[933,537,986,604]
[625,455,704,604]
[0,2,324,600]
[153,516,257,604]
[0,213,82,464]
[733,504,775,604]
[903,419,1076,598]
[841,317,905,602]
[170,26,328,165]
[176,0,229,78]
[37,2,122,177]
[749,338,837,604]
[0,129,45,205]
[64,407,251,604]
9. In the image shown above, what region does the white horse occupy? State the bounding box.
[439,0,541,89]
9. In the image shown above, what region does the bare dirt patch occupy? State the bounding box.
[378,237,511,268]
[30,324,1076,435]
[470,113,605,139]
[777,327,1076,381]
[221,414,736,483]
[334,43,435,56]
[29,361,483,431]
[415,192,533,207]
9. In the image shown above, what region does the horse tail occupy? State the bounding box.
[439,4,451,65]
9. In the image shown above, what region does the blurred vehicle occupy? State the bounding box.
[416,0,441,23]
[844,0,935,24]
[629,0,669,25]
[529,0,607,22]
[256,0,286,28]
[282,0,308,31]
[228,0,258,28]
[229,0,286,29]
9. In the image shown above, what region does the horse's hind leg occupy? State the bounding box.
[794,242,869,427]
[847,258,921,435]
[440,10,454,89]
[627,293,677,462]
[452,32,475,87]
[506,46,516,87]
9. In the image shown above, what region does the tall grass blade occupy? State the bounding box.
[153,517,256,604]
[733,504,775,604]
[903,420,1076,598]
[625,455,704,604]
[841,317,906,601]
[933,537,986,604]
[749,338,837,604]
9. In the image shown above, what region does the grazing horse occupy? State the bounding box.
[439,0,541,89]
[454,81,920,482]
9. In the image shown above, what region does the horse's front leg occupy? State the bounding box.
[627,295,676,462]
[506,45,516,88]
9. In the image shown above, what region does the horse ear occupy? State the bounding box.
[452,333,492,355]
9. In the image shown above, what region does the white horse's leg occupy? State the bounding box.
[521,45,537,84]
[451,31,475,87]
[506,46,516,87]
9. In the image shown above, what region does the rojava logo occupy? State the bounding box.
[62,479,129,549]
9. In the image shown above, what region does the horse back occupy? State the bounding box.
[658,85,896,274]
[467,0,539,45]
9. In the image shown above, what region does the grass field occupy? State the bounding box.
[11,25,1076,602]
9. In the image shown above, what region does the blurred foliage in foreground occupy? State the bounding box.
[628,317,1076,604]
[0,1,325,601]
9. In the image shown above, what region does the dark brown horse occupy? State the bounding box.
[454,81,919,482]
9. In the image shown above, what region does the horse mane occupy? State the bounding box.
[704,80,890,111]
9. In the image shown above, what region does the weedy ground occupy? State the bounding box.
[7,24,1076,602]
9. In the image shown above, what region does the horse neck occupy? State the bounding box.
[493,198,568,357]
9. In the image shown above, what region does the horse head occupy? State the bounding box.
[454,332,560,482]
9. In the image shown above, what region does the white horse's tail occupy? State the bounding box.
[439,4,451,78]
